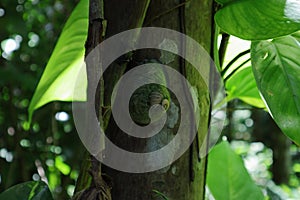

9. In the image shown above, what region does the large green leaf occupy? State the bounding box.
[215,0,300,40]
[292,31,300,41]
[28,0,88,123]
[226,66,265,108]
[0,181,53,200]
[251,36,300,145]
[207,141,264,200]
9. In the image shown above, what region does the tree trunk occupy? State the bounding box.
[74,0,214,199]
[252,110,291,185]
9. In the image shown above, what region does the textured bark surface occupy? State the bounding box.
[101,0,213,200]
[184,1,213,199]
[74,0,214,199]
[73,0,108,198]
[74,0,152,198]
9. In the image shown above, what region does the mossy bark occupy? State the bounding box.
[74,0,214,199]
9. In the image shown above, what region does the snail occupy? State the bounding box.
[129,64,170,125]
[129,83,170,125]
[149,91,170,110]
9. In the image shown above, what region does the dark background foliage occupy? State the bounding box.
[0,1,85,199]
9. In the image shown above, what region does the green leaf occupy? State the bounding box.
[215,0,300,40]
[0,181,53,200]
[28,0,89,124]
[293,163,300,173]
[226,66,265,108]
[215,0,234,5]
[292,31,300,41]
[251,36,300,145]
[55,156,71,175]
[207,141,264,200]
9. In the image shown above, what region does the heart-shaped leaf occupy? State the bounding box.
[207,141,264,200]
[28,0,88,124]
[0,181,53,200]
[251,36,300,145]
[226,66,265,108]
[215,0,300,40]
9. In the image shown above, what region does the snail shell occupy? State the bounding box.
[149,91,170,111]
[149,91,163,105]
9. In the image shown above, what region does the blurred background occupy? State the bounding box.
[0,1,300,199]
[0,1,85,199]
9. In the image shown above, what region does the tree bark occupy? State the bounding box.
[102,0,213,200]
[74,0,214,199]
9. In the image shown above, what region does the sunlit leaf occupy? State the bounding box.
[251,36,300,145]
[226,66,265,108]
[28,0,89,124]
[215,0,300,40]
[0,181,53,200]
[293,163,300,173]
[207,141,264,200]
[48,166,60,191]
[292,31,300,41]
[55,156,71,175]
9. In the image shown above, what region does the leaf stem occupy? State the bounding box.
[221,49,250,77]
[213,24,222,72]
[224,57,251,82]
[219,33,230,67]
